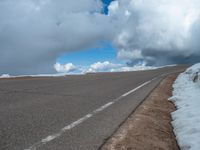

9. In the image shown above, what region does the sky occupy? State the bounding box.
[101,0,113,14]
[0,0,200,75]
[57,42,117,66]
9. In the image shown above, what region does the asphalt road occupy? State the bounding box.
[0,65,187,150]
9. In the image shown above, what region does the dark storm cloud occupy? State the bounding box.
[111,0,200,66]
[141,49,200,66]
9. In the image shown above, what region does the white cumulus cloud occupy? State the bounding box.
[54,63,77,73]
[86,61,122,73]
[83,61,156,73]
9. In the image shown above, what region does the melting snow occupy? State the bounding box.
[169,63,200,150]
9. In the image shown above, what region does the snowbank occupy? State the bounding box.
[169,63,200,150]
[0,73,78,79]
[0,74,11,78]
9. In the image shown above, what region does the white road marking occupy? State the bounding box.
[25,76,160,150]
[121,81,151,97]
[93,102,114,113]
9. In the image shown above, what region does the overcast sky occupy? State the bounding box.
[0,0,200,75]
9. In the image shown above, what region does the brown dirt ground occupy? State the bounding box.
[101,75,179,150]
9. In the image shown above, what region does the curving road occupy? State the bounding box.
[0,65,187,150]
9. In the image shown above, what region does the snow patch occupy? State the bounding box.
[169,63,200,150]
[0,74,11,78]
[0,73,84,79]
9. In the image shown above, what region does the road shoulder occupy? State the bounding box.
[101,75,179,150]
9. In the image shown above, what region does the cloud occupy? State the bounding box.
[86,61,122,72]
[117,49,143,60]
[87,61,157,73]
[110,0,200,66]
[55,61,157,73]
[108,0,119,16]
[54,61,123,73]
[0,0,116,75]
[54,63,77,73]
[1,0,200,75]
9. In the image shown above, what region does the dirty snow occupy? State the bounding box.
[169,63,200,150]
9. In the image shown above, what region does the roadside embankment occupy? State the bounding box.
[102,75,179,150]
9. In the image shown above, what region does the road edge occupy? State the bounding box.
[100,74,180,150]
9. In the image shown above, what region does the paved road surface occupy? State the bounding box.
[0,65,187,150]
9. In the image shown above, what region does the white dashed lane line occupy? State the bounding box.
[25,76,160,150]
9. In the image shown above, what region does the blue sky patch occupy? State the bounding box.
[57,41,119,66]
[101,0,114,14]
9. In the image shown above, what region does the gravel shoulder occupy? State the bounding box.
[101,75,179,150]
